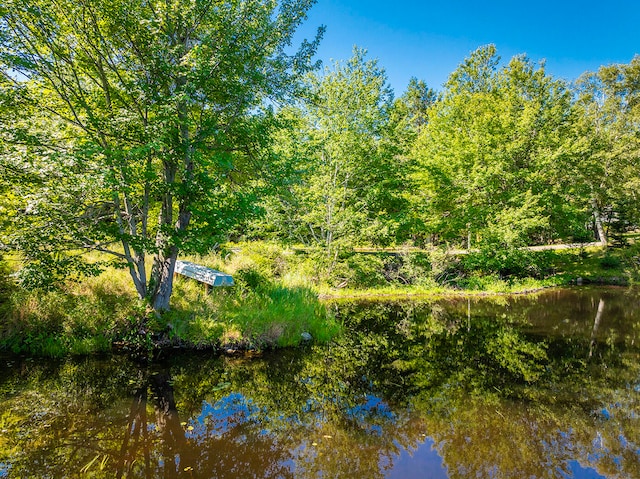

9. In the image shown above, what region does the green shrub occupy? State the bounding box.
[232,241,291,279]
[318,253,387,289]
[462,247,553,279]
[234,266,269,292]
[427,249,462,284]
[344,254,387,288]
[600,252,622,270]
[395,252,431,285]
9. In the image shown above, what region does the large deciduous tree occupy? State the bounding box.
[260,48,406,266]
[573,56,640,246]
[412,45,579,250]
[0,0,321,310]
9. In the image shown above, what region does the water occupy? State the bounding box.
[1,287,640,478]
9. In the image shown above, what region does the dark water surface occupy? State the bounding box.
[2,287,640,478]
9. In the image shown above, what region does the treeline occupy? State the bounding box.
[248,45,640,262]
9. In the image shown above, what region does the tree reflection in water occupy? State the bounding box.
[109,363,296,478]
[1,287,640,478]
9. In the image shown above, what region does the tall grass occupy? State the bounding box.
[0,265,143,356]
[167,243,340,349]
[0,245,340,356]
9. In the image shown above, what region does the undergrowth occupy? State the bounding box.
[0,250,340,357]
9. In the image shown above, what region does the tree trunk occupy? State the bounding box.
[145,91,193,313]
[150,248,178,312]
[591,197,608,247]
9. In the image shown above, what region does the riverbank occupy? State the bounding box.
[0,268,340,357]
[1,241,638,356]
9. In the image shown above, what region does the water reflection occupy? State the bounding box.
[1,287,640,478]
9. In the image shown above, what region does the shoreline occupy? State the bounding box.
[3,281,634,359]
[318,276,630,301]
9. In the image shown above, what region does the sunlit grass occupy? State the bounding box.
[0,264,143,356]
[315,277,565,300]
[0,246,340,356]
[166,253,340,349]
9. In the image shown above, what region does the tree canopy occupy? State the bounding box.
[0,0,322,310]
[411,46,579,249]
[259,48,406,267]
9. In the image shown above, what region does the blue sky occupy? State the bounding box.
[293,0,640,94]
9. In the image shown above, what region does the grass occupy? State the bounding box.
[546,246,635,284]
[0,265,145,356]
[1,240,638,357]
[0,247,341,357]
[317,276,566,300]
[165,277,339,350]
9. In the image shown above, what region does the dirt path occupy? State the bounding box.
[444,242,605,255]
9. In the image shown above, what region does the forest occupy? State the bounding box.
[0,0,639,354]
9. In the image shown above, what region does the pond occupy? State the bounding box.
[1,286,640,478]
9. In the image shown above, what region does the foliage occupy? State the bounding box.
[392,77,438,134]
[0,266,143,355]
[573,56,640,245]
[461,247,554,279]
[255,47,408,269]
[6,237,640,357]
[0,245,341,355]
[412,45,583,251]
[0,0,322,311]
[2,28,640,352]
[329,253,388,289]
[165,279,337,350]
[600,251,622,269]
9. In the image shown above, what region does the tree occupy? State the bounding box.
[573,56,640,246]
[0,0,322,310]
[261,48,406,266]
[411,45,579,251]
[392,77,438,133]
[387,78,439,244]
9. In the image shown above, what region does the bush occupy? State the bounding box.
[395,252,430,285]
[234,266,269,292]
[600,252,622,270]
[462,247,553,279]
[326,253,387,289]
[392,250,460,286]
